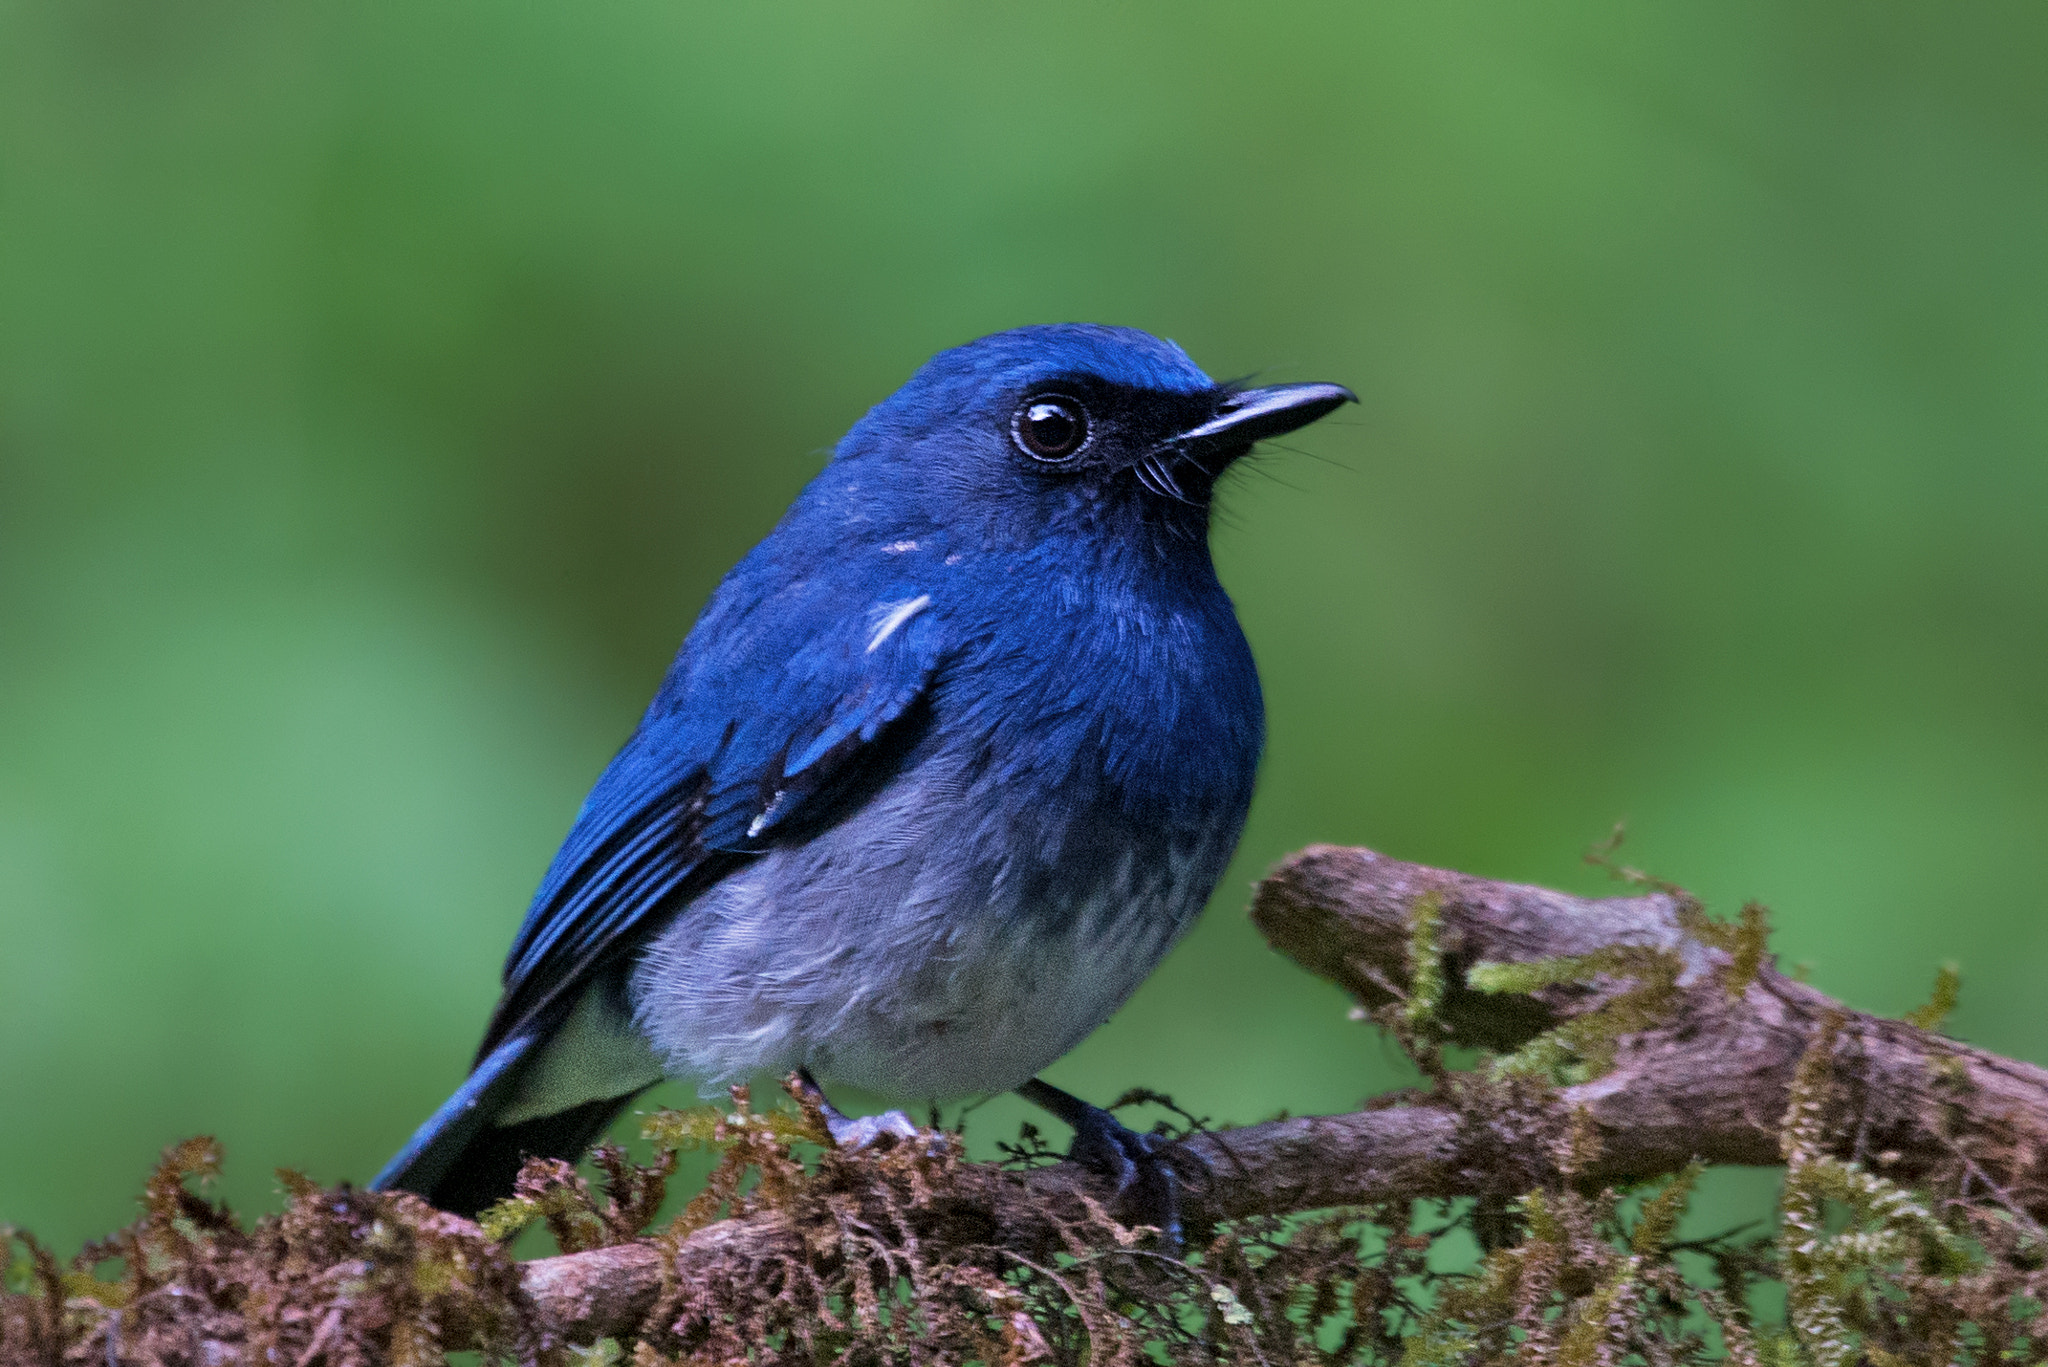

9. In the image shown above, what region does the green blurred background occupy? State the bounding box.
[4,2,2046,1254]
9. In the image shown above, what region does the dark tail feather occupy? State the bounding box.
[369,1034,644,1218]
[414,1093,639,1218]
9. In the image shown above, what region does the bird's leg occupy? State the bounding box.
[791,1068,919,1148]
[1016,1078,1188,1248]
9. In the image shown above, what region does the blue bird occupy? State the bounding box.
[371,324,1353,1229]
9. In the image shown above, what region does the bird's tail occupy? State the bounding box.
[368,1034,641,1218]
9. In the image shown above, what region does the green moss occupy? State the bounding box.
[1678,898,1774,997]
[1470,942,1682,1083]
[1905,963,1962,1033]
[1405,891,1447,1031]
[1773,1014,2000,1366]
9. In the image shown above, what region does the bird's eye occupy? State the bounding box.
[1011,395,1090,462]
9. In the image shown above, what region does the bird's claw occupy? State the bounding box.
[825,1108,920,1149]
[790,1070,936,1153]
[1066,1105,1190,1251]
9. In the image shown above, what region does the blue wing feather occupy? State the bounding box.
[474,578,945,1064]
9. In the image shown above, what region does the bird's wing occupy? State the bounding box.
[474,585,946,1063]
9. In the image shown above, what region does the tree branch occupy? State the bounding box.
[1253,844,2048,1210]
[466,844,2048,1348]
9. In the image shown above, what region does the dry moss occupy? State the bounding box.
[1,1137,538,1365]
[0,1086,1769,1365]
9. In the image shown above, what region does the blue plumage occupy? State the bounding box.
[372,325,1352,1218]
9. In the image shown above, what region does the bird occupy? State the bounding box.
[370,324,1353,1231]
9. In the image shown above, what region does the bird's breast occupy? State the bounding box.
[942,568,1263,835]
[628,560,1263,1099]
[630,744,1240,1098]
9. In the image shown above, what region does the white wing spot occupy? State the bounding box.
[866,594,932,653]
[748,789,790,839]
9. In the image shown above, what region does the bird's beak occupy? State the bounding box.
[1173,382,1357,459]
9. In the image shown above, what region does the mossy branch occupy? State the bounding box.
[11,843,2048,1363]
[1252,845,2048,1213]
[476,845,2048,1349]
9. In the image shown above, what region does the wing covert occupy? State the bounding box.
[474,589,944,1063]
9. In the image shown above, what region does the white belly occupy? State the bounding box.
[628,764,1217,1101]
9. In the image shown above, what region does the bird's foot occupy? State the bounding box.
[827,1108,920,1148]
[1017,1080,1192,1250]
[1068,1103,1187,1249]
[789,1069,921,1150]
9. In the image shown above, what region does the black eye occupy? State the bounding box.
[1011,395,1090,462]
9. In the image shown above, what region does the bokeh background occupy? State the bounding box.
[4,2,2046,1254]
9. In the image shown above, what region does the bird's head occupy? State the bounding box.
[833,324,1354,550]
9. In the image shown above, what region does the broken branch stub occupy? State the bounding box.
[1250,844,2048,1217]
